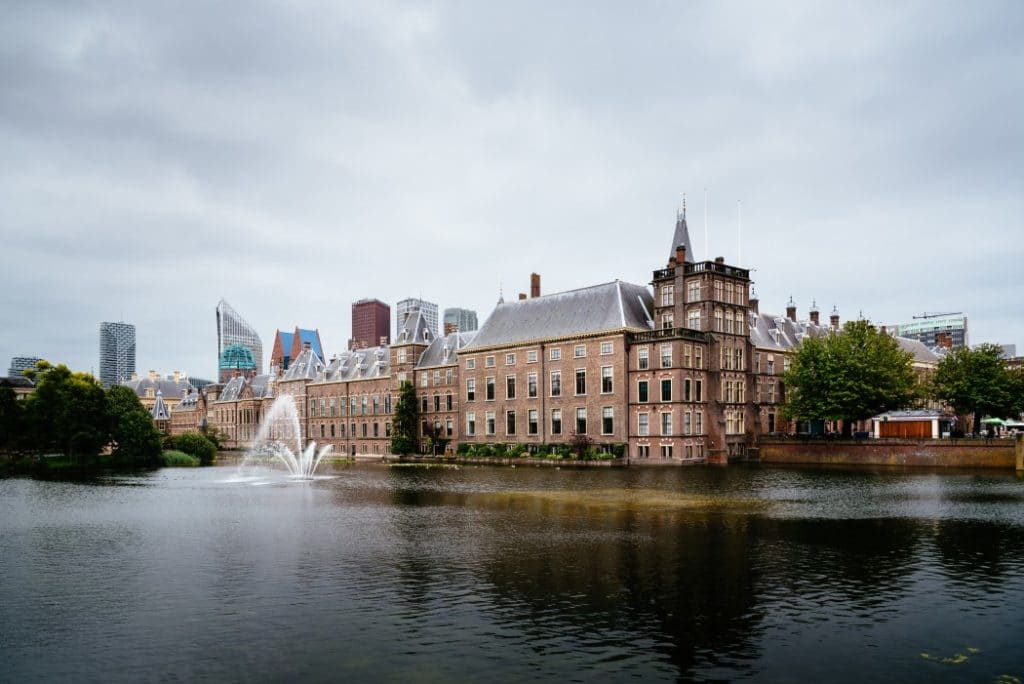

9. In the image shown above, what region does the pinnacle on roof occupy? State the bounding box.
[810,299,819,313]
[669,206,695,263]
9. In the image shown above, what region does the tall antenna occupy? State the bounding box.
[738,200,743,266]
[704,188,709,260]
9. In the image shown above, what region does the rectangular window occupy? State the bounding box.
[661,412,672,436]
[767,356,775,374]
[420,372,429,387]
[433,395,441,412]
[714,280,723,301]
[467,358,476,370]
[638,380,649,403]
[362,423,368,437]
[684,345,692,368]
[688,310,701,331]
[485,355,495,368]
[602,407,613,435]
[661,379,672,402]
[575,408,587,435]
[485,411,495,435]
[638,412,649,436]
[506,353,516,366]
[601,366,613,393]
[329,398,336,417]
[506,375,516,400]
[486,377,495,401]
[575,369,586,395]
[695,347,703,369]
[528,409,538,435]
[661,445,673,459]
[684,378,692,401]
[528,372,538,398]
[551,409,562,435]
[506,411,516,435]
[421,397,428,413]
[446,368,453,384]
[550,348,561,361]
[600,341,613,355]
[397,349,408,364]
[550,371,562,397]
[638,347,649,370]
[466,412,476,436]
[446,394,453,411]
[527,350,538,363]
[688,281,700,302]
[446,420,453,437]
[754,353,761,372]
[361,396,368,415]
[466,378,476,402]
[695,411,702,434]
[574,345,586,358]
[684,411,692,435]
[662,313,674,329]
[433,370,441,386]
[661,284,674,306]
[695,380,703,402]
[661,344,672,368]
[373,423,379,437]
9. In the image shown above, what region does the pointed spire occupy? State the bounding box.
[497,282,504,305]
[810,299,819,313]
[669,197,695,263]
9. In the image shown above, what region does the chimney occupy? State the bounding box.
[131,371,138,381]
[668,256,677,269]
[519,293,527,300]
[303,341,311,350]
[809,300,820,326]
[786,296,797,322]
[830,305,840,330]
[715,256,725,264]
[675,245,686,265]
[173,370,181,382]
[444,322,457,335]
[530,273,541,298]
[149,369,158,381]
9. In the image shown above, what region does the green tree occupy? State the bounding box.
[390,381,419,455]
[782,320,918,437]
[931,343,1024,434]
[106,385,162,467]
[23,362,110,463]
[174,431,218,466]
[0,381,24,455]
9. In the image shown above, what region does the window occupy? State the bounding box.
[684,345,692,368]
[486,377,495,401]
[574,345,586,358]
[397,349,408,364]
[467,358,476,370]
[661,284,674,306]
[575,369,587,395]
[506,353,516,366]
[551,409,562,435]
[506,375,516,400]
[446,393,453,411]
[684,411,692,435]
[575,408,587,435]
[420,372,429,387]
[714,280,723,301]
[361,396,368,415]
[446,420,453,437]
[660,445,673,459]
[695,380,703,402]
[467,378,476,401]
[528,409,538,435]
[695,411,702,434]
[601,366,613,393]
[768,382,775,403]
[550,371,561,397]
[661,412,673,436]
[784,357,791,372]
[527,350,538,363]
[714,309,723,332]
[754,353,761,372]
[485,411,495,435]
[434,395,441,412]
[446,369,453,384]
[684,378,691,401]
[602,407,614,435]
[550,348,561,361]
[506,411,516,435]
[660,344,672,368]
[661,379,672,402]
[421,397,428,413]
[767,358,775,374]
[433,370,441,386]
[688,310,701,331]
[662,313,674,329]
[637,445,650,459]
[373,423,379,437]
[466,412,476,436]
[485,355,495,368]
[638,347,649,370]
[340,423,346,437]
[362,423,368,437]
[638,380,649,403]
[638,413,649,436]
[528,373,538,398]
[695,347,703,369]
[600,341,613,355]
[687,281,700,302]
[329,398,336,417]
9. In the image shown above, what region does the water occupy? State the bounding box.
[2,465,1023,682]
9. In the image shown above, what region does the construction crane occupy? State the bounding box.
[912,311,962,320]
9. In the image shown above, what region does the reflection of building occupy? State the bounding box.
[351,299,391,350]
[216,299,263,380]
[271,327,325,371]
[397,298,438,338]
[99,321,136,387]
[8,356,42,378]
[443,307,478,334]
[890,314,968,350]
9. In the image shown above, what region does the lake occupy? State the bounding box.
[2,463,1023,682]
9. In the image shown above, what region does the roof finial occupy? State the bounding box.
[681,192,687,219]
[497,282,504,305]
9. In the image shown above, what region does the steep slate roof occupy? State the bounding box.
[318,346,390,383]
[150,390,171,421]
[394,310,433,346]
[669,211,695,263]
[417,331,478,368]
[466,280,654,350]
[124,374,196,399]
[282,347,325,382]
[218,374,275,402]
[894,336,940,366]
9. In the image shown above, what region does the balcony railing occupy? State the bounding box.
[628,327,709,344]
[684,261,750,279]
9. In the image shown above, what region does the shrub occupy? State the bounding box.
[610,443,626,458]
[174,432,217,466]
[161,450,200,467]
[457,443,471,455]
[536,443,551,457]
[507,443,527,457]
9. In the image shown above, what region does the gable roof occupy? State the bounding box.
[393,310,433,346]
[294,328,323,359]
[151,390,171,421]
[317,346,391,383]
[466,280,654,350]
[417,331,478,368]
[281,347,325,382]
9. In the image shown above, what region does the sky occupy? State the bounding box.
[2,1,1022,380]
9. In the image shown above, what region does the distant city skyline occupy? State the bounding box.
[2,2,1021,376]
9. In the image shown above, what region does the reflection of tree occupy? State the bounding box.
[933,520,1024,596]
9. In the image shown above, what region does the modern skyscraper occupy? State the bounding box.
[98,322,136,387]
[890,313,968,350]
[351,299,391,350]
[442,307,478,334]
[8,356,42,378]
[396,298,438,338]
[216,299,263,381]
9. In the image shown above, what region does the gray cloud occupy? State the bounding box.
[2,0,1021,378]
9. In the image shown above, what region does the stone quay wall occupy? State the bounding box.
[759,436,1022,470]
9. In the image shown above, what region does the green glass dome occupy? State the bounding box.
[219,344,256,370]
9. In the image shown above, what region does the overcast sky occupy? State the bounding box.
[2,1,1022,379]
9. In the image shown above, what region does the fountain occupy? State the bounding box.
[246,394,332,479]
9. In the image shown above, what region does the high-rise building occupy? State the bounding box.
[8,356,42,378]
[99,322,136,387]
[351,299,391,350]
[396,298,438,338]
[890,313,968,350]
[442,307,478,334]
[216,299,263,382]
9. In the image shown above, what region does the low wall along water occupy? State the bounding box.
[759,436,1023,470]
